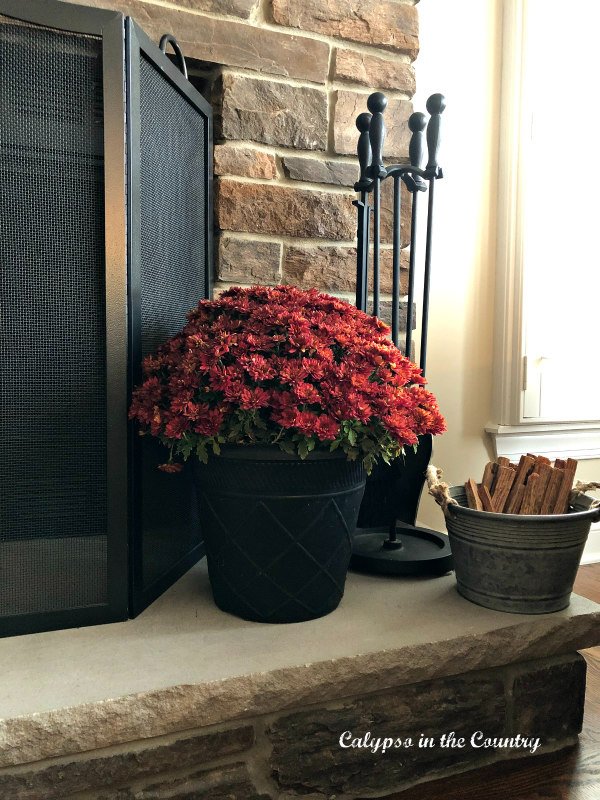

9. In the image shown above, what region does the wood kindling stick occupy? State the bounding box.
[552,458,578,514]
[520,472,540,515]
[532,462,553,514]
[527,454,550,465]
[482,461,496,490]
[477,483,495,512]
[540,468,564,514]
[505,482,525,514]
[514,454,536,485]
[463,455,582,515]
[534,455,551,467]
[491,465,515,512]
[503,455,535,513]
[465,478,483,511]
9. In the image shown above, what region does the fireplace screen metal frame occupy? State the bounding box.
[0,0,212,636]
[0,0,129,636]
[126,19,213,616]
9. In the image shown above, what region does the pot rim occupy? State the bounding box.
[201,443,353,462]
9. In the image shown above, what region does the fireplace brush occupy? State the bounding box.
[351,91,452,576]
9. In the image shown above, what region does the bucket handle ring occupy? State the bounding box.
[425,465,457,518]
[572,481,600,521]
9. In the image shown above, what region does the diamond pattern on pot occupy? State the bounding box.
[200,492,353,621]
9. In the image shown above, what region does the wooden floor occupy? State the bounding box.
[389,564,600,800]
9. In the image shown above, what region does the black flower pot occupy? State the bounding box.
[193,446,366,623]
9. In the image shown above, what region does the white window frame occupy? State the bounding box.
[486,0,600,462]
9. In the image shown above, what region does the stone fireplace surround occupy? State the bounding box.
[66,0,416,318]
[1,563,599,798]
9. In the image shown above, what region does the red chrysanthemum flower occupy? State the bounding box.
[129,285,446,471]
[314,415,340,442]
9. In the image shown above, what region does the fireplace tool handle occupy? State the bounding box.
[425,93,446,178]
[356,112,373,189]
[404,112,428,360]
[159,34,188,80]
[366,93,387,317]
[354,112,372,312]
[420,94,446,375]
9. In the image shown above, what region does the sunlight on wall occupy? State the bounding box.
[414,0,503,529]
[522,0,600,421]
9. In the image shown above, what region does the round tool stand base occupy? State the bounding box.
[350,524,453,576]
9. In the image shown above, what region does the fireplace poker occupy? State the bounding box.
[420,93,446,375]
[366,93,388,318]
[403,112,427,357]
[353,112,372,312]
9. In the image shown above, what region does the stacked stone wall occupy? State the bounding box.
[70,0,418,315]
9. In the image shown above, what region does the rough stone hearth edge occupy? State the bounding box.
[2,610,599,769]
[0,654,586,800]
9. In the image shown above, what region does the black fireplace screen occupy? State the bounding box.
[138,53,207,357]
[0,1,213,637]
[130,31,209,612]
[0,21,109,619]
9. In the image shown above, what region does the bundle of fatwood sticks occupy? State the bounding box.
[465,455,578,515]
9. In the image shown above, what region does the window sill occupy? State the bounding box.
[486,422,600,462]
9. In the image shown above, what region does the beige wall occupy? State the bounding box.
[414,1,600,543]
[414,0,502,530]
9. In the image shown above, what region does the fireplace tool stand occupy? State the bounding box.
[350,92,452,576]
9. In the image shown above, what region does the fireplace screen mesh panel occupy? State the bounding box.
[138,53,206,357]
[0,23,108,616]
[136,52,206,593]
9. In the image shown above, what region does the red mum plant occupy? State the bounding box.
[129,285,446,473]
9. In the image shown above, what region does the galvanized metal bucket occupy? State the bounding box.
[446,486,600,614]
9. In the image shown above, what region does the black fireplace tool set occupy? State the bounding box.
[350,92,453,576]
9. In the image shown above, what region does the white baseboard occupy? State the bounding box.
[582,522,600,565]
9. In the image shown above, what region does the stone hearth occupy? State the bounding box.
[1,564,599,799]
